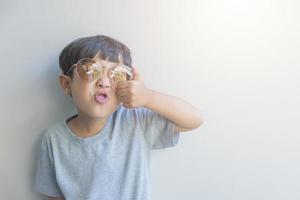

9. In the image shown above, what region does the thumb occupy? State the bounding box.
[132,66,141,80]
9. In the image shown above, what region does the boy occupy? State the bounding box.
[34,35,204,200]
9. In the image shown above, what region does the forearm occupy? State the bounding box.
[144,89,204,129]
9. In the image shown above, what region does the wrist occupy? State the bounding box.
[144,88,155,108]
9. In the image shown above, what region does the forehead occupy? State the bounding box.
[92,54,119,69]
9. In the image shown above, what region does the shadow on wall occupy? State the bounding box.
[30,131,48,200]
[29,59,75,199]
[43,59,75,118]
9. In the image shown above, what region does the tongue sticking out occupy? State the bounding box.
[98,94,106,99]
[95,94,108,104]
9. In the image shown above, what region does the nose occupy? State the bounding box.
[97,75,111,88]
[96,69,111,88]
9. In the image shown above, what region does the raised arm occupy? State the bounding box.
[116,67,204,132]
[144,89,204,132]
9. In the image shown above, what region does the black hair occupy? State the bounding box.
[59,35,132,78]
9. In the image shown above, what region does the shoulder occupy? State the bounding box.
[114,105,153,123]
[39,120,66,150]
[45,120,65,138]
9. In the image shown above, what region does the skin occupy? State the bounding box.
[55,53,204,199]
[59,53,204,137]
[59,55,124,138]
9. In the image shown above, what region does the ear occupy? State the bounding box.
[58,74,72,96]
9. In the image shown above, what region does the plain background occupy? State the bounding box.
[1,0,300,199]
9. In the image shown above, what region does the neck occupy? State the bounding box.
[68,114,109,138]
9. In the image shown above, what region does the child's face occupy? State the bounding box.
[59,55,130,119]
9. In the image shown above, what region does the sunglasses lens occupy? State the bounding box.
[111,65,133,83]
[76,59,100,82]
[74,58,132,84]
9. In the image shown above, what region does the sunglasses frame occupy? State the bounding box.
[65,58,133,82]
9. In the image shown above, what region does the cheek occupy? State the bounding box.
[71,84,92,102]
[72,91,89,107]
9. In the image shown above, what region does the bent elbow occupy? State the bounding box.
[194,113,204,129]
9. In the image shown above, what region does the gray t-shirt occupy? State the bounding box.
[34,105,180,200]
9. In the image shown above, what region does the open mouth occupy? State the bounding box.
[94,92,109,104]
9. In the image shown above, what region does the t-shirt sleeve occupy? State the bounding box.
[34,134,63,198]
[137,107,180,150]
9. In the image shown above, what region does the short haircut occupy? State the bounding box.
[59,35,132,78]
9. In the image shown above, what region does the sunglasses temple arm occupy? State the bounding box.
[65,64,76,75]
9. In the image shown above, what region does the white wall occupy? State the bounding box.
[1,0,299,199]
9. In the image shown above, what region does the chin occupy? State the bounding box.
[88,111,110,120]
[93,105,119,118]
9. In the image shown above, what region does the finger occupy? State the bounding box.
[132,66,141,81]
[116,89,128,99]
[116,81,130,89]
[120,96,129,103]
[116,86,129,94]
[123,103,131,108]
[116,89,128,98]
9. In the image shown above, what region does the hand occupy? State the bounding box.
[115,67,151,108]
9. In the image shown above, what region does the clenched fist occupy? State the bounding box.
[116,67,152,108]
